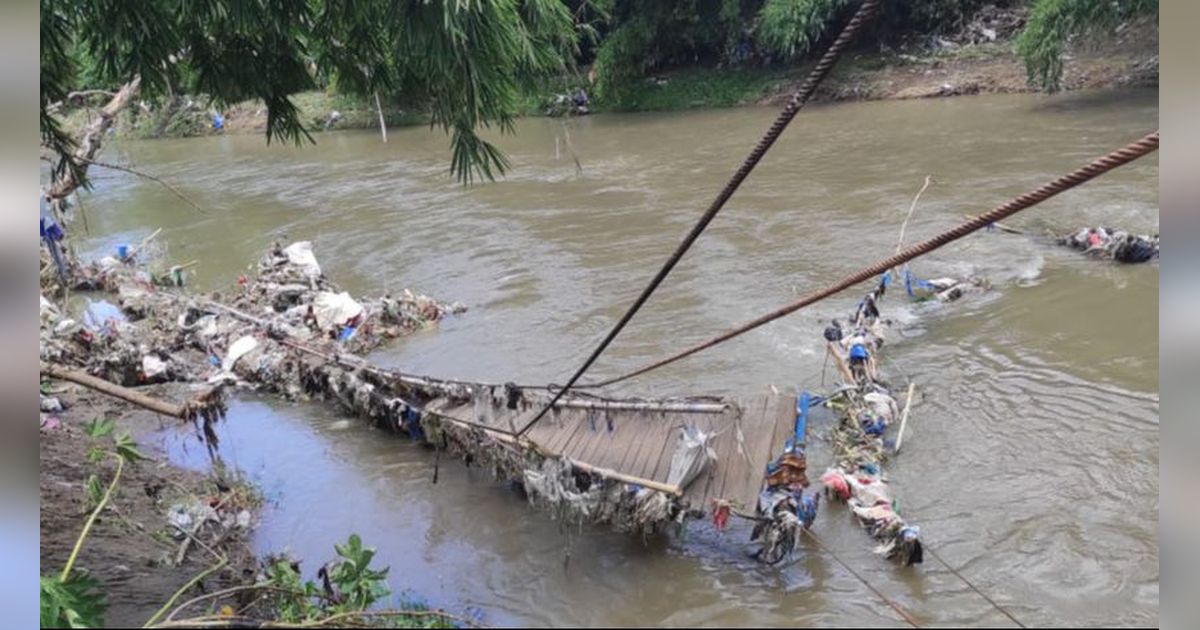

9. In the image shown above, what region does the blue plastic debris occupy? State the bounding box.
[82,299,127,335]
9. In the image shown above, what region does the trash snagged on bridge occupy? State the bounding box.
[816,273,925,566]
[748,392,818,564]
[40,239,703,536]
[1058,226,1159,263]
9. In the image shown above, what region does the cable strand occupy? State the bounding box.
[587,131,1160,388]
[517,0,884,435]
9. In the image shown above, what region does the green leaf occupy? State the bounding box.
[83,418,114,440]
[114,433,148,463]
[41,573,106,629]
[84,474,103,509]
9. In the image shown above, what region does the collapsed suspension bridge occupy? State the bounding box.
[41,1,1158,626]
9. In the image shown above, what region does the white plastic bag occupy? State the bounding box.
[313,291,364,330]
[666,424,717,490]
[283,241,322,277]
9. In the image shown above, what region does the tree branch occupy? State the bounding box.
[47,77,142,201]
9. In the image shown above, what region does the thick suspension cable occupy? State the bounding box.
[517,0,884,436]
[588,131,1160,388]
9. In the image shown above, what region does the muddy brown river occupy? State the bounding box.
[81,89,1157,626]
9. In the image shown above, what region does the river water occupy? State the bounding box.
[82,89,1157,626]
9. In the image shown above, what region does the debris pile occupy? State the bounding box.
[43,238,697,535]
[749,392,819,564]
[1058,226,1160,263]
[816,276,925,566]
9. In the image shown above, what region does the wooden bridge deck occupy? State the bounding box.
[421,393,799,511]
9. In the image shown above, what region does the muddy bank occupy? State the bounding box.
[39,384,257,628]
[796,42,1157,104]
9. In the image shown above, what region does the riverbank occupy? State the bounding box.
[56,15,1156,140]
[39,383,258,627]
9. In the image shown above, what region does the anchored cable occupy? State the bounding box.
[518,0,884,436]
[802,529,922,628]
[924,544,1026,628]
[586,131,1160,388]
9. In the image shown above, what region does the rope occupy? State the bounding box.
[802,529,922,628]
[517,0,883,435]
[588,131,1160,388]
[924,545,1026,628]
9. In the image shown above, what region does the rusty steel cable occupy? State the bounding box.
[802,529,922,628]
[588,131,1160,388]
[924,545,1026,628]
[517,0,884,436]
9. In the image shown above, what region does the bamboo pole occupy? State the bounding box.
[894,382,916,454]
[962,214,1023,234]
[42,363,185,418]
[181,297,693,494]
[552,399,726,413]
[527,440,684,496]
[198,296,727,414]
[826,341,856,384]
[374,92,387,143]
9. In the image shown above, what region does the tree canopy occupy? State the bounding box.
[40,0,580,185]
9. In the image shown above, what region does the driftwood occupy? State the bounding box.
[43,363,185,417]
[47,77,142,200]
[41,363,224,425]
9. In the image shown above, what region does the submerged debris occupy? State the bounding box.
[816,274,925,566]
[1059,226,1159,263]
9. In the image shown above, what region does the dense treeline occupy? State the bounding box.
[581,0,1156,99]
[40,0,1156,185]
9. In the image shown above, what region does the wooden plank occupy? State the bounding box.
[709,396,768,504]
[560,409,606,462]
[729,394,790,510]
[572,409,617,466]
[517,406,554,442]
[624,411,669,480]
[612,410,651,474]
[632,411,678,482]
[542,408,587,455]
[591,409,642,472]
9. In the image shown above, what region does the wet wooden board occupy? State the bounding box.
[425,392,799,511]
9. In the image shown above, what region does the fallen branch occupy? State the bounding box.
[42,364,186,418]
[47,77,142,200]
[41,364,224,426]
[892,175,933,281]
[896,175,934,255]
[79,159,206,213]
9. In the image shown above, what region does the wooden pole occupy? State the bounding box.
[826,342,856,384]
[962,214,1023,235]
[42,363,185,418]
[894,382,916,454]
[198,296,729,414]
[374,92,388,143]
